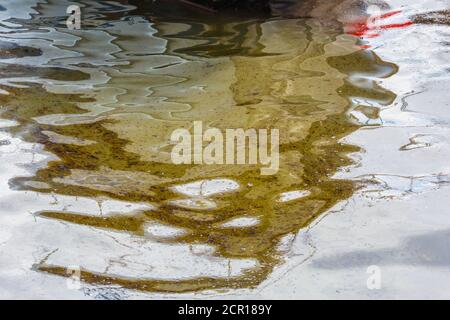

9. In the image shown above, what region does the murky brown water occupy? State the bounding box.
[0,0,404,294]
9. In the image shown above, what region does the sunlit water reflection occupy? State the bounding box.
[2,0,445,297]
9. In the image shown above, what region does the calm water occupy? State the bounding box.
[0,0,448,298]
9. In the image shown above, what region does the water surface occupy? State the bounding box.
[0,0,436,297]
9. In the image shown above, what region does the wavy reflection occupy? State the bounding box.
[0,0,397,293]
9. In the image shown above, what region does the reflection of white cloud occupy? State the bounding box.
[145,222,187,239]
[278,190,311,202]
[38,225,257,280]
[171,179,240,197]
[220,217,260,228]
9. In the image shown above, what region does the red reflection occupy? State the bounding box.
[345,10,413,48]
